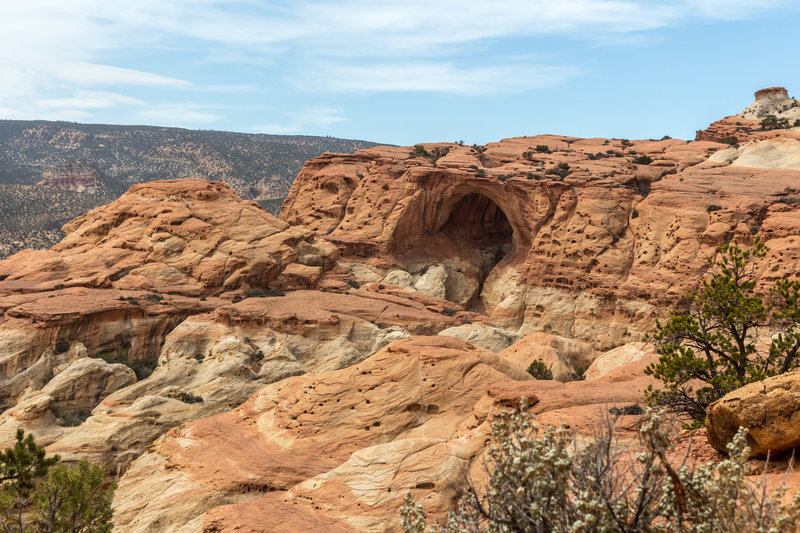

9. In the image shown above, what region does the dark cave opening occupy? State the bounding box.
[438,193,513,255]
[435,193,514,309]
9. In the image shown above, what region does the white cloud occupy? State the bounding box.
[0,0,793,124]
[136,105,224,126]
[250,107,346,134]
[307,62,577,95]
[50,63,191,87]
[35,90,145,110]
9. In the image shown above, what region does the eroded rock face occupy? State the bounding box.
[0,178,336,294]
[706,371,800,458]
[111,336,530,531]
[112,337,656,532]
[281,132,800,348]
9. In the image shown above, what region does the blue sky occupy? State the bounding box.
[1,1,798,145]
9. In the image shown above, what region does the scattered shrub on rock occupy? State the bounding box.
[760,114,792,130]
[401,404,800,532]
[242,287,266,298]
[526,360,553,380]
[646,238,800,426]
[634,154,653,165]
[720,135,739,145]
[706,204,722,212]
[180,392,203,404]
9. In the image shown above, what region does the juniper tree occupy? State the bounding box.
[0,429,115,532]
[645,238,800,426]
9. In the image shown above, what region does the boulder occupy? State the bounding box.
[438,323,523,353]
[706,371,800,458]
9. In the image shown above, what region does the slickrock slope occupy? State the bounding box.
[112,336,652,532]
[282,130,800,349]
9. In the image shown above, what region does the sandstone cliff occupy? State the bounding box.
[281,132,800,349]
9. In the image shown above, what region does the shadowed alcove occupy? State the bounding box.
[390,190,517,311]
[436,193,514,268]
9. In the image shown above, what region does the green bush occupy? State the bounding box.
[634,155,653,165]
[706,204,723,212]
[535,144,550,153]
[180,392,203,404]
[0,429,115,532]
[526,360,552,380]
[760,114,791,130]
[242,287,266,298]
[401,404,800,532]
[720,135,739,145]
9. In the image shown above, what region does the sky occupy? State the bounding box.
[1,0,798,145]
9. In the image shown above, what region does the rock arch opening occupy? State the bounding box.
[389,192,516,312]
[436,193,514,271]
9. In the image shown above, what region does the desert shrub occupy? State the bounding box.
[720,135,739,145]
[52,408,92,427]
[474,169,486,178]
[571,366,586,381]
[0,429,115,532]
[265,288,285,297]
[631,208,639,219]
[470,144,487,155]
[535,144,550,153]
[442,307,457,317]
[144,293,164,303]
[778,197,800,205]
[242,287,266,298]
[410,145,429,158]
[346,279,361,289]
[706,204,722,212]
[179,392,203,404]
[634,155,653,165]
[760,114,791,130]
[621,138,632,146]
[128,357,158,380]
[646,239,800,425]
[661,135,672,140]
[231,296,242,303]
[401,405,800,532]
[526,360,552,380]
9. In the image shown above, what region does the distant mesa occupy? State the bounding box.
[739,86,800,120]
[39,159,101,190]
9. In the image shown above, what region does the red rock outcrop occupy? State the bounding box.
[39,160,100,189]
[281,132,800,348]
